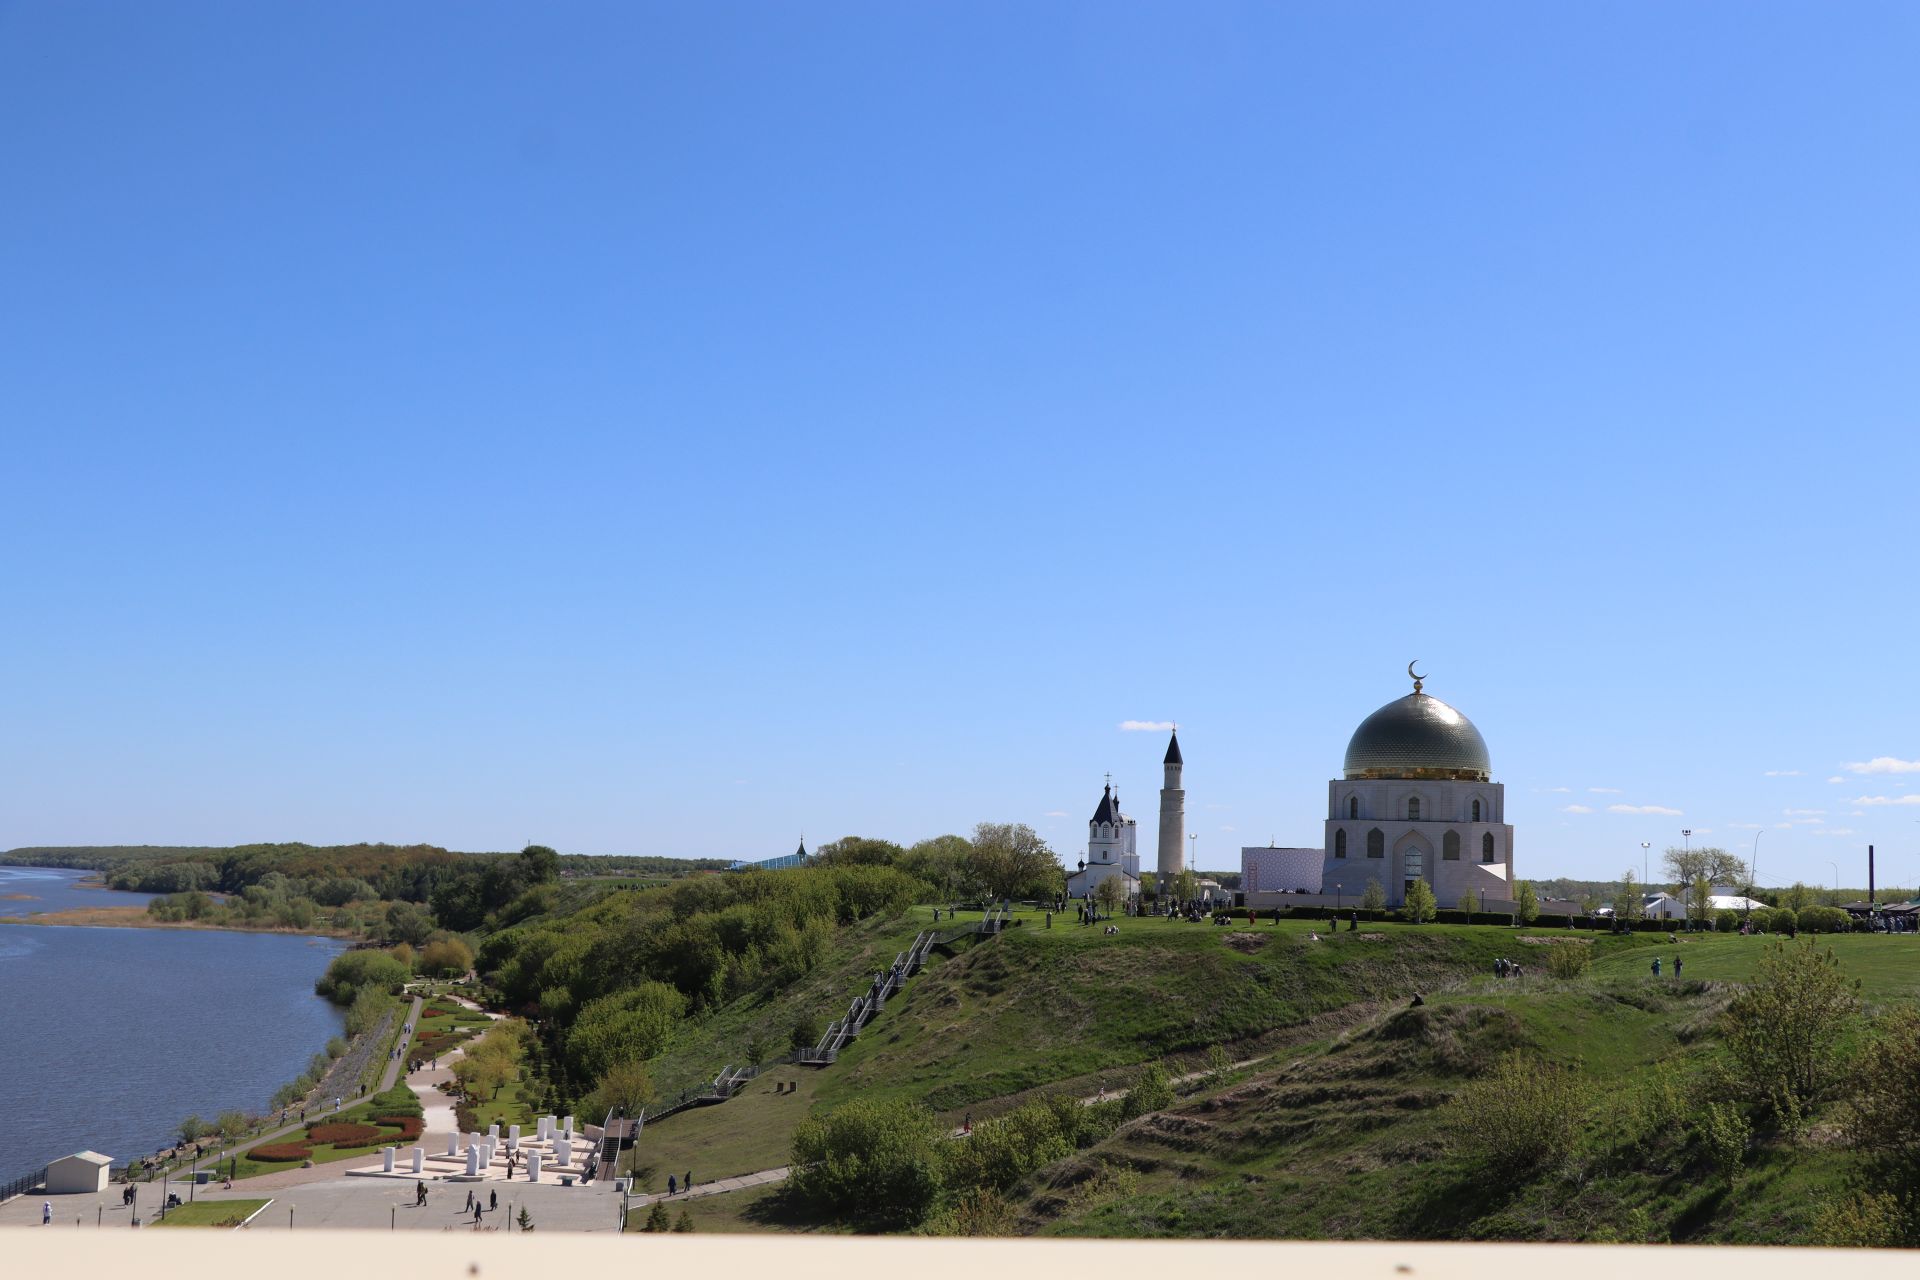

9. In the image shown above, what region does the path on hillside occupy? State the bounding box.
[377,996,425,1092]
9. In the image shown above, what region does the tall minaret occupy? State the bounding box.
[1157,729,1185,881]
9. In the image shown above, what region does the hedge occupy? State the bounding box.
[377,1115,425,1140]
[248,1143,312,1162]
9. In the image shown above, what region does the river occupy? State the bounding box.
[0,866,348,1177]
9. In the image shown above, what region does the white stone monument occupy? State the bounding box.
[446,1133,459,1157]
[465,1146,480,1177]
[411,1147,424,1174]
[382,1147,396,1173]
[527,1152,541,1182]
[487,1123,500,1141]
[555,1137,572,1168]
[508,1124,520,1142]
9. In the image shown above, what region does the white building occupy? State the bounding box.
[1065,781,1141,900]
[46,1151,113,1194]
[1645,888,1765,920]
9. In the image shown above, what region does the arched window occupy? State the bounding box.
[1471,799,1482,822]
[1405,849,1424,880]
[1443,831,1460,861]
[1408,797,1421,820]
[1367,828,1384,859]
[1348,796,1358,820]
[1482,832,1495,863]
[1334,829,1347,859]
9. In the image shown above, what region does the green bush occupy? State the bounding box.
[788,1098,944,1227]
[1723,941,1860,1116]
[942,1099,1075,1194]
[1544,943,1592,979]
[1765,907,1798,934]
[1797,906,1851,934]
[1449,1051,1589,1176]
[1715,909,1742,933]
[1120,1060,1173,1119]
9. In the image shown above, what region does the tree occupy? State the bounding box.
[1174,868,1198,904]
[812,836,906,868]
[1686,874,1715,929]
[384,900,435,946]
[1514,881,1539,926]
[672,1208,694,1232]
[216,1110,249,1140]
[788,1098,944,1227]
[745,1032,772,1068]
[519,844,561,885]
[1579,893,1600,917]
[1404,878,1437,923]
[790,1012,823,1051]
[1449,1051,1589,1176]
[1361,877,1386,912]
[1093,875,1127,918]
[967,822,1061,901]
[1845,1007,1920,1236]
[418,937,475,978]
[1723,940,1861,1116]
[1780,881,1817,913]
[901,835,975,900]
[643,1201,669,1232]
[1662,845,1748,895]
[1614,869,1645,922]
[588,1060,656,1119]
[178,1115,205,1145]
[1457,892,1477,914]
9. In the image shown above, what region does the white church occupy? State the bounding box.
[1071,668,1517,910]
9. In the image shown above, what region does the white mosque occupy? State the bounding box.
[1074,667,1517,910]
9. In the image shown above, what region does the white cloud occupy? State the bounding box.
[1852,810,1866,817]
[1043,811,1069,818]
[1561,804,1595,814]
[1820,828,1859,837]
[1784,808,1826,817]
[1607,803,1683,816]
[1845,757,1920,775]
[1729,823,1764,830]
[1764,770,1804,777]
[1775,823,1794,829]
[1850,794,1920,806]
[1548,787,1572,793]
[1219,825,1237,832]
[1119,720,1175,732]
[1692,828,1713,835]
[1828,776,1847,784]
[1588,787,1623,794]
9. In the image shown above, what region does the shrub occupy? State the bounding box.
[943,1099,1075,1194]
[369,1084,423,1116]
[307,1122,383,1146]
[1715,909,1742,933]
[1698,1101,1751,1183]
[1449,1051,1589,1176]
[1797,905,1850,934]
[790,1013,823,1051]
[1844,1006,1920,1228]
[672,1208,693,1232]
[1765,907,1797,934]
[248,1143,312,1162]
[1120,1060,1173,1119]
[419,937,475,978]
[1403,879,1437,924]
[1723,941,1860,1117]
[788,1097,944,1227]
[1545,943,1592,979]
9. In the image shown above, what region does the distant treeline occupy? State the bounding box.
[557,854,734,876]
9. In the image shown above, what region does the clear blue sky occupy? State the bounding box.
[4,3,1918,889]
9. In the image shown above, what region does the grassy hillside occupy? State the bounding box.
[611,906,1920,1244]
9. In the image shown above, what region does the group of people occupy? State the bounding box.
[665,1170,695,1196]
[1651,955,1683,978]
[1493,957,1524,978]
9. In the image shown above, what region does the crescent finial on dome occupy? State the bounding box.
[1408,659,1426,694]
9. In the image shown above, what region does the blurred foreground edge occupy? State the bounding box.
[3,1234,1914,1276]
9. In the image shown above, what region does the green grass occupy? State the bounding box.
[628,1063,825,1189]
[1588,931,1920,998]
[154,1198,271,1228]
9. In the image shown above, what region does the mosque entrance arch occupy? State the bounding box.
[1393,831,1434,902]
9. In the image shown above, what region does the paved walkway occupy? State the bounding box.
[631,1167,788,1208]
[376,995,424,1093]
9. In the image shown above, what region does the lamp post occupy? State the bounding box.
[1827,861,1840,906]
[1682,829,1692,855]
[1640,842,1650,886]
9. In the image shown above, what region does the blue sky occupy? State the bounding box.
[3,3,1918,889]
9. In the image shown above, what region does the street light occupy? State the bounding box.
[1640,842,1650,886]
[1827,860,1840,905]
[1682,829,1692,855]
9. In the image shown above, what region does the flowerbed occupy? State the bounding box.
[377,1115,425,1140]
[248,1143,312,1162]
[306,1122,383,1146]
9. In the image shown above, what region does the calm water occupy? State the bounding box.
[0,866,347,1176]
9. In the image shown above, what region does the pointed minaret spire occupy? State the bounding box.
[1158,727,1185,883]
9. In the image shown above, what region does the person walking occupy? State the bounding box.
[1652,956,1662,977]
[1674,957,1683,979]
[489,1189,497,1213]
[685,1170,693,1192]
[668,1174,677,1195]
[466,1189,474,1212]
[473,1202,483,1226]
[42,1200,51,1225]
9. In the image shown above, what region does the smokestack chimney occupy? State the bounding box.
[1869,844,1876,907]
